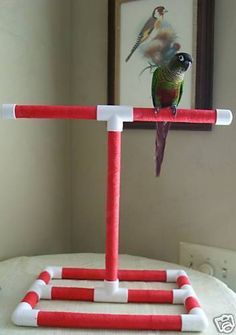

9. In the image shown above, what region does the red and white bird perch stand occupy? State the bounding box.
[1,104,233,332]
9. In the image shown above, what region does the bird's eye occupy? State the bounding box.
[178,55,184,62]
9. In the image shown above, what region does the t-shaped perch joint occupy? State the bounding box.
[97,105,133,131]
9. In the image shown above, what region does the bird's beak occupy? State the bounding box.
[164,9,168,13]
[184,61,192,70]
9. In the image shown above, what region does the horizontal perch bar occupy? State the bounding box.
[38,311,183,330]
[133,108,231,124]
[36,266,188,282]
[2,105,97,120]
[61,268,167,281]
[48,286,174,303]
[0,104,233,126]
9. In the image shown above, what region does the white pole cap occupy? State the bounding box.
[216,109,233,125]
[1,104,16,119]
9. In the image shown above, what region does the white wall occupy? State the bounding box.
[71,0,108,253]
[71,0,236,263]
[0,0,72,259]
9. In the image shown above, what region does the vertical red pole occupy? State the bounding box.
[105,131,121,281]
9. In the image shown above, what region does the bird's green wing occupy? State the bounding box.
[177,80,184,106]
[151,67,161,107]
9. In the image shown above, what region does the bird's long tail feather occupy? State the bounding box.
[155,122,170,176]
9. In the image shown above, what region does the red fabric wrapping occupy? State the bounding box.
[105,132,121,281]
[14,105,217,123]
[37,271,51,284]
[62,268,104,280]
[62,268,167,282]
[133,108,217,123]
[128,289,173,303]
[37,311,182,330]
[52,287,94,301]
[15,105,97,119]
[177,275,191,288]
[119,269,167,281]
[21,291,39,308]
[185,297,201,313]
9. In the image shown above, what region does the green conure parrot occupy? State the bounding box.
[152,52,192,176]
[125,6,167,62]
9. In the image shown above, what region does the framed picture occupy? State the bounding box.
[108,0,215,130]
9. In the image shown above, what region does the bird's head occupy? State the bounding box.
[153,6,168,18]
[168,52,192,72]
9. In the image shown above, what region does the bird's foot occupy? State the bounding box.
[170,105,177,116]
[154,107,160,114]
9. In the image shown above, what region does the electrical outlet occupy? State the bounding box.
[179,242,236,292]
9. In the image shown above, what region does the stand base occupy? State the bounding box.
[12,266,208,332]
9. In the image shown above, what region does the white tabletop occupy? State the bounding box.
[0,253,236,334]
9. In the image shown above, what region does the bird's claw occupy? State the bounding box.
[170,105,177,116]
[154,107,160,114]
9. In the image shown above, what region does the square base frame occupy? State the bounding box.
[12,266,208,332]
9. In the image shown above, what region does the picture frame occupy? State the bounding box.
[108,0,215,130]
